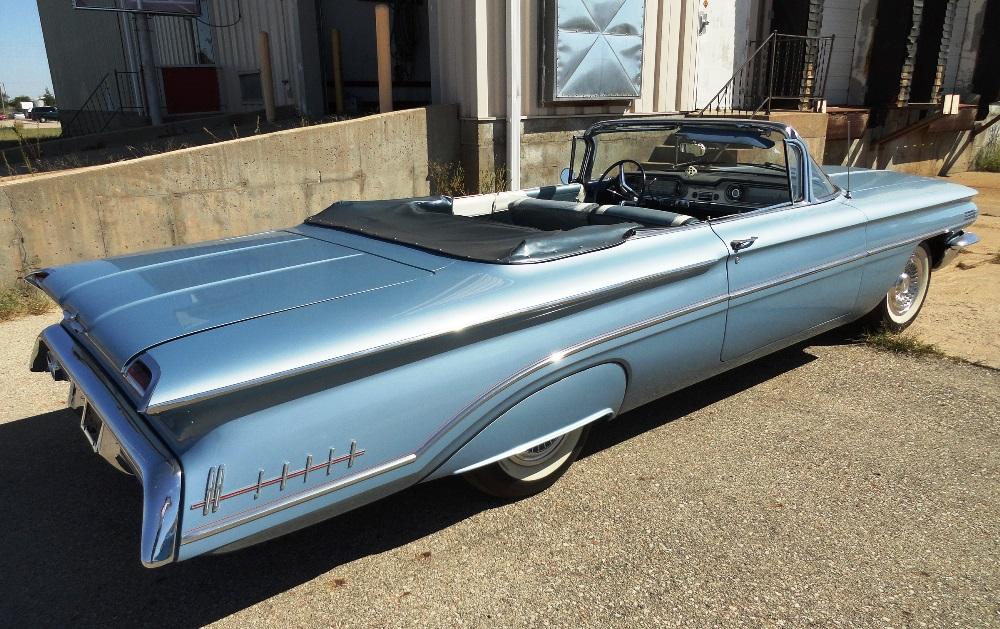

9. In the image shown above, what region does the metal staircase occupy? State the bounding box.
[61,71,144,138]
[696,32,835,117]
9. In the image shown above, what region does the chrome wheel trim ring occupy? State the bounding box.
[496,428,583,482]
[887,246,930,324]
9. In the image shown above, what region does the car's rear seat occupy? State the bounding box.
[507,198,698,230]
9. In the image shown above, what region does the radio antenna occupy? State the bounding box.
[845,117,853,199]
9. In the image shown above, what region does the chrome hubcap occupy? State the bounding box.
[508,435,566,466]
[888,249,927,319]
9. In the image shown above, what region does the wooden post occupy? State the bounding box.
[375,3,393,113]
[258,31,277,123]
[331,29,345,114]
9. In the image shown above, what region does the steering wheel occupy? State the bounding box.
[597,159,647,203]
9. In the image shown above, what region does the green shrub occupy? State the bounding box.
[975,139,1000,172]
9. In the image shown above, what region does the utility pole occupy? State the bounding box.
[134,0,163,126]
[0,81,7,115]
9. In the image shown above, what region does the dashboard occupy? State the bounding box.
[619,170,791,217]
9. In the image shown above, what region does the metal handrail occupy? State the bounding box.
[697,32,777,117]
[61,73,113,135]
[696,32,835,117]
[60,70,144,138]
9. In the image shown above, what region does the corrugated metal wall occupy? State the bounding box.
[147,0,303,112]
[152,14,197,66]
[210,0,303,110]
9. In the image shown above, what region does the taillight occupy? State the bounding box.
[126,360,153,392]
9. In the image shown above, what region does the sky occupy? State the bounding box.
[0,1,54,100]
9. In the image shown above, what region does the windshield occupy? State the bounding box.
[590,125,788,177]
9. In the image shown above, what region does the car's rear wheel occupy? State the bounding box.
[864,243,932,332]
[462,426,590,499]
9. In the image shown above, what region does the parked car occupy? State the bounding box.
[11,111,26,120]
[28,117,978,568]
[0,112,7,121]
[28,106,59,122]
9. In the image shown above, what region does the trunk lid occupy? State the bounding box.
[33,231,432,369]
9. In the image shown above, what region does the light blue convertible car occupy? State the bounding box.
[28,118,979,567]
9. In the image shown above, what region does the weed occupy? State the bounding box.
[428,161,467,197]
[862,330,944,358]
[975,139,1000,172]
[202,127,222,143]
[479,165,509,193]
[0,284,53,322]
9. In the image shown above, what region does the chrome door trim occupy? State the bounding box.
[728,252,868,300]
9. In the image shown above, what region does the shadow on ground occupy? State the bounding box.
[0,342,823,627]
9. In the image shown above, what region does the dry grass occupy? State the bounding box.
[0,285,53,323]
[428,161,510,197]
[862,329,945,358]
[428,161,468,197]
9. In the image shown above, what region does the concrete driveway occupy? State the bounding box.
[1,313,997,628]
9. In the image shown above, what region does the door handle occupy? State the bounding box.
[730,237,758,252]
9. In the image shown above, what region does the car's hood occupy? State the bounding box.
[31,231,432,370]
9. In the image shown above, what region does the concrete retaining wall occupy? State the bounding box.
[0,105,459,286]
[822,107,996,176]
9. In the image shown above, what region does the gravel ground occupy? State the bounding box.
[0,313,997,628]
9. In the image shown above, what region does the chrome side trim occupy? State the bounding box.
[866,228,951,256]
[144,257,720,414]
[175,292,729,547]
[416,291,731,454]
[180,454,416,545]
[729,251,868,300]
[452,407,614,475]
[36,324,182,568]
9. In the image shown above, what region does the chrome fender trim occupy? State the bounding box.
[33,325,182,568]
[452,407,613,474]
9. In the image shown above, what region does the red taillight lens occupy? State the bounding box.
[127,360,153,391]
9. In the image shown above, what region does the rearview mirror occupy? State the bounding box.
[559,168,571,185]
[679,142,707,157]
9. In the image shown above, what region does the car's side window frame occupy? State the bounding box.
[785,141,807,204]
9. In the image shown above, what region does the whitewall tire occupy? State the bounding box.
[865,243,932,332]
[462,426,590,499]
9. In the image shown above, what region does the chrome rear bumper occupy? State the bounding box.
[30,324,182,568]
[938,231,980,268]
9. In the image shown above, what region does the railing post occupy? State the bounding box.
[766,32,777,115]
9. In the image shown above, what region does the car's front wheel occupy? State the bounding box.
[864,243,932,332]
[462,426,590,499]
